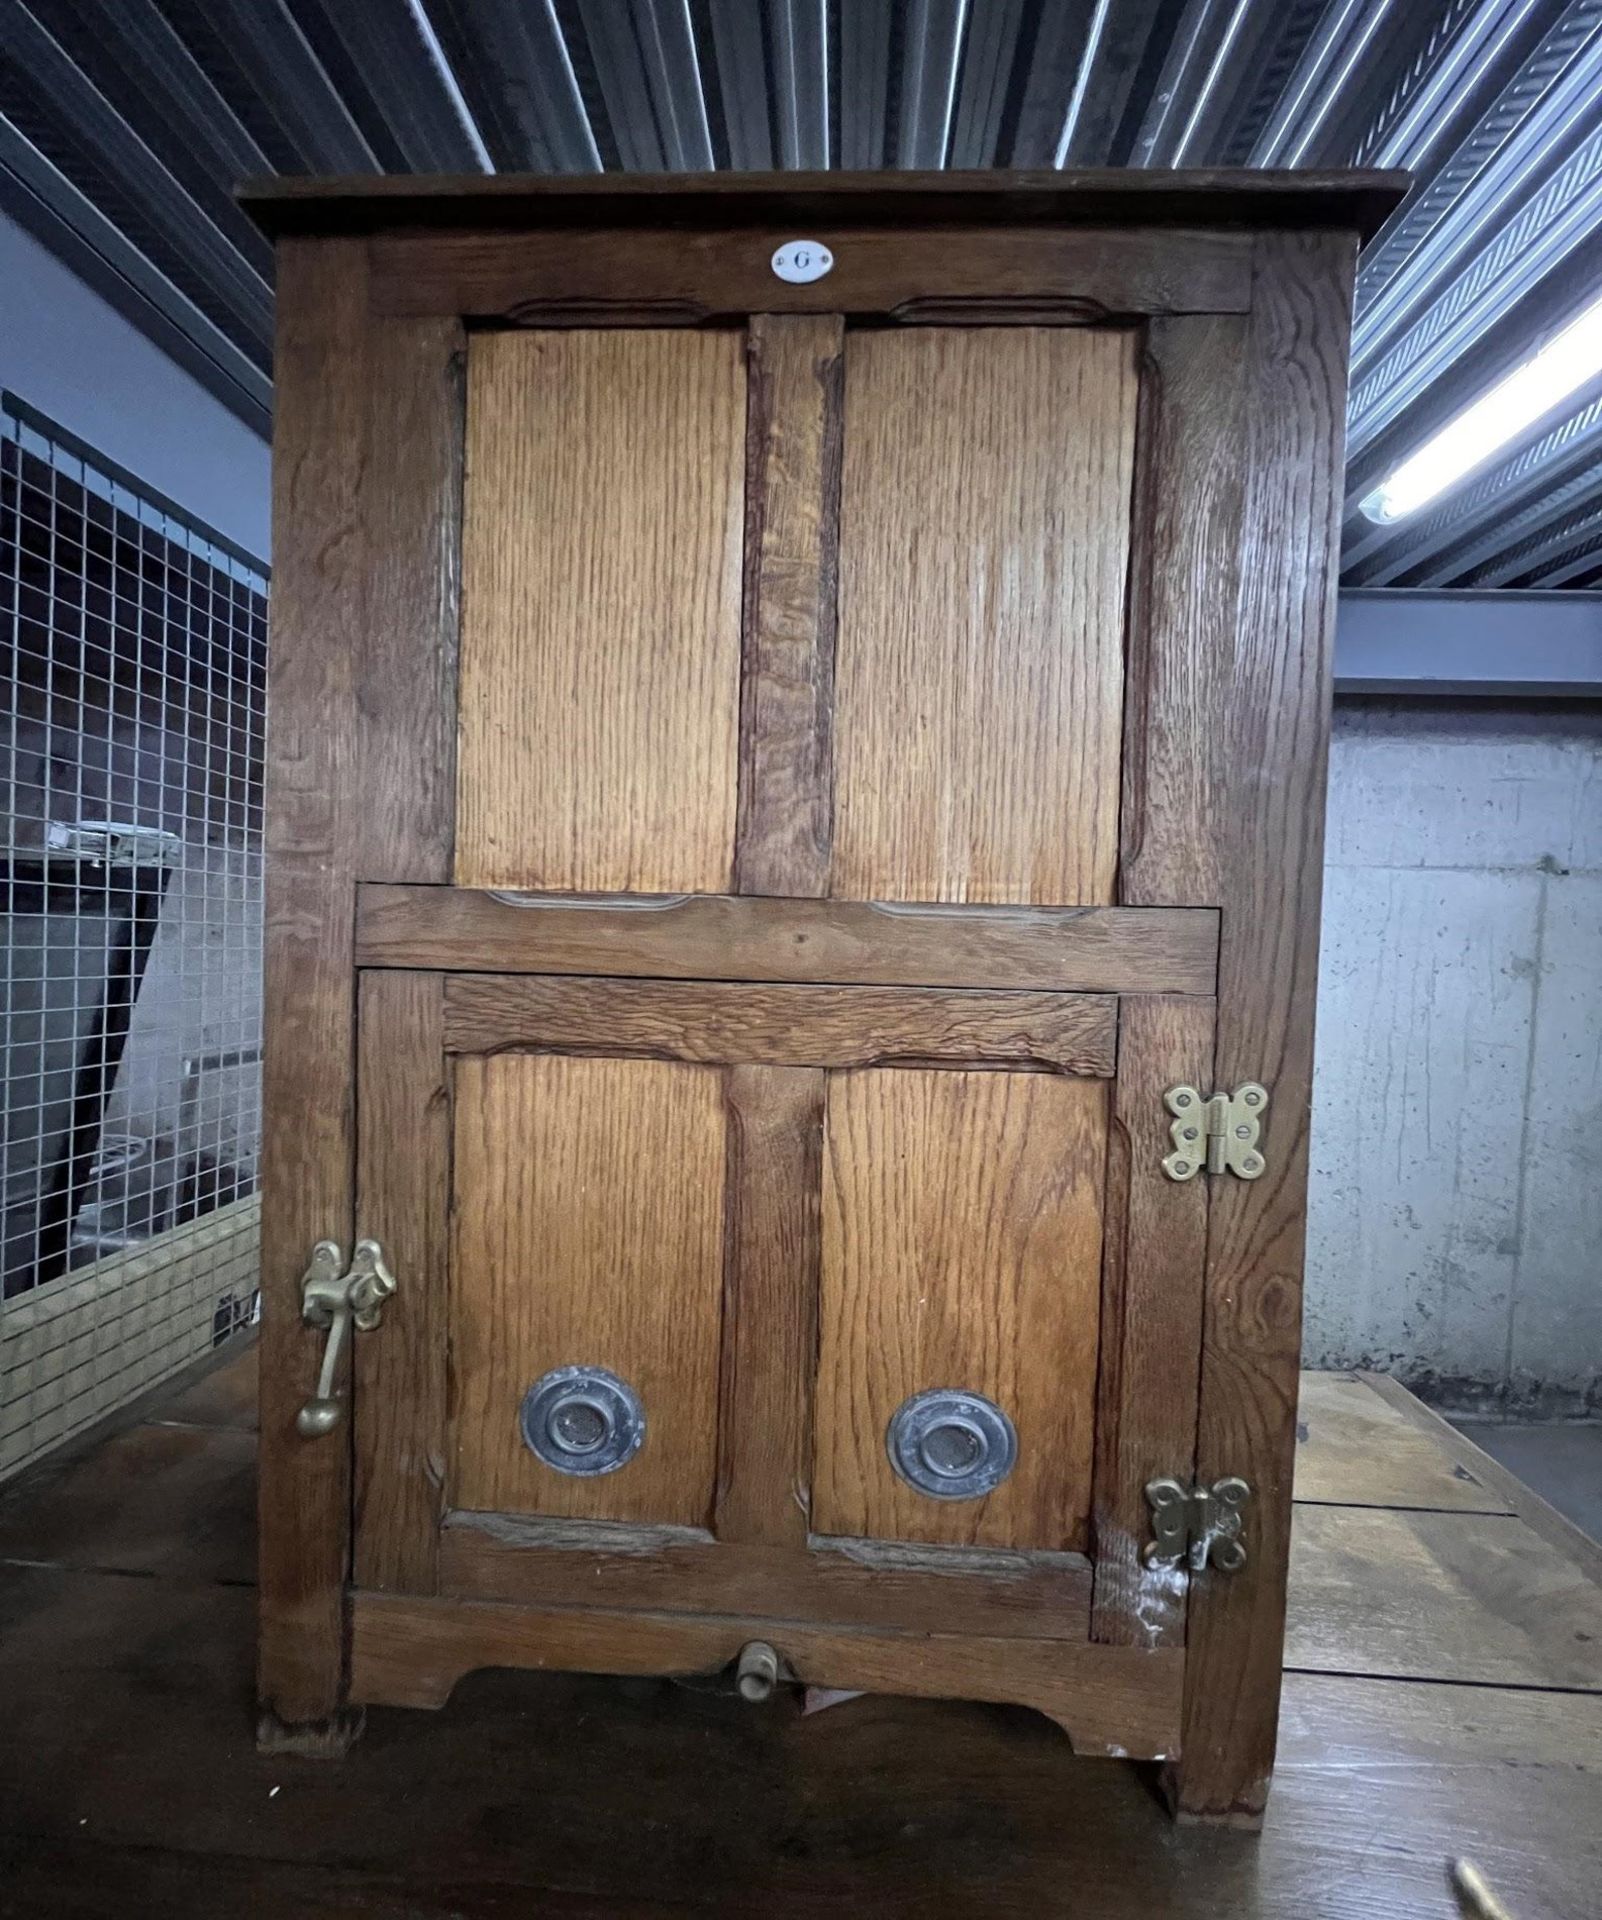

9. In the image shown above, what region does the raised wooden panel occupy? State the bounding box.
[449,1054,726,1526]
[832,327,1138,906]
[813,1069,1106,1550]
[455,329,745,893]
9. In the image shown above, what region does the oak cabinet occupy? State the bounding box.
[247,170,1405,1822]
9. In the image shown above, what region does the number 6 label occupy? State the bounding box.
[771,240,834,284]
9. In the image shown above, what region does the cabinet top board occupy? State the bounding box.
[240,168,1409,243]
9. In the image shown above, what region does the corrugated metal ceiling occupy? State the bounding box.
[2,0,1601,587]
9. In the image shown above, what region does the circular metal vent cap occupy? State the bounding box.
[519,1365,645,1477]
[886,1388,1017,1501]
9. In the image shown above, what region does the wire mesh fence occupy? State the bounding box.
[1,391,266,1479]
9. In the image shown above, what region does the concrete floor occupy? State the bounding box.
[1456,1421,1602,1543]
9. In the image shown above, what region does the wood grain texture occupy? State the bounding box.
[1294,1374,1510,1513]
[258,253,465,1723]
[353,971,449,1593]
[367,225,1253,323]
[813,1069,1106,1550]
[256,238,364,1726]
[1091,995,1213,1647]
[440,1514,1091,1640]
[1166,232,1360,1825]
[1286,1505,1602,1690]
[455,329,745,893]
[442,975,1117,1076]
[360,316,465,883]
[1119,314,1248,906]
[349,1591,1185,1759]
[715,1066,821,1545]
[358,887,1221,996]
[735,315,842,896]
[832,327,1138,905]
[450,1053,726,1526]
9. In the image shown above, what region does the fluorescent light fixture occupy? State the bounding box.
[1361,287,1602,523]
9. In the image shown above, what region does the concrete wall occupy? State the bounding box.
[0,211,269,558]
[1308,699,1602,1419]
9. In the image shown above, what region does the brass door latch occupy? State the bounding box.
[1162,1083,1268,1181]
[295,1239,396,1438]
[1144,1476,1252,1573]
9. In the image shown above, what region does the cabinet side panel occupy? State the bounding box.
[813,1068,1105,1550]
[258,238,366,1727]
[259,251,463,1721]
[832,327,1137,906]
[450,1053,727,1526]
[455,329,746,894]
[1168,232,1358,1824]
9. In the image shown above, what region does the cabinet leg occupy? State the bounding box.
[256,1706,366,1760]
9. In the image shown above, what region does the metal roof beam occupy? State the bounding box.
[770,0,829,169]
[895,0,970,168]
[0,2,272,350]
[422,0,601,172]
[0,116,271,433]
[1335,587,1602,693]
[706,0,774,169]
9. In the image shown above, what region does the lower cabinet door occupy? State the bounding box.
[349,968,1211,1752]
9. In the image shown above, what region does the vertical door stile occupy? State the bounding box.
[715,1063,826,1545]
[354,970,451,1594]
[734,312,846,898]
[1090,995,1214,1647]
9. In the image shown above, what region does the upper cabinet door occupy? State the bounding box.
[832,327,1140,907]
[455,329,747,895]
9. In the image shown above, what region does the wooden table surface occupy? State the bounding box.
[1,1347,1597,1918]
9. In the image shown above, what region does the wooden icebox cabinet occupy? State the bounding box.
[244,169,1406,1823]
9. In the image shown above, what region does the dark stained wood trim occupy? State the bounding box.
[241,167,1411,242]
[440,976,1118,1077]
[1164,232,1360,1826]
[438,1513,1093,1641]
[715,1067,822,1548]
[353,971,450,1594]
[349,1590,1184,1758]
[1091,996,1214,1647]
[734,314,843,896]
[367,226,1251,322]
[258,245,465,1729]
[356,887,1221,995]
[1119,314,1249,906]
[257,237,366,1729]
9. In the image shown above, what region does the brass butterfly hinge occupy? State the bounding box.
[1162,1083,1268,1181]
[1144,1477,1252,1574]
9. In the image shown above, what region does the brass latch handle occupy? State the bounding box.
[295,1239,396,1438]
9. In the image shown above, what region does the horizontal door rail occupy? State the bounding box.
[356,886,1220,996]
